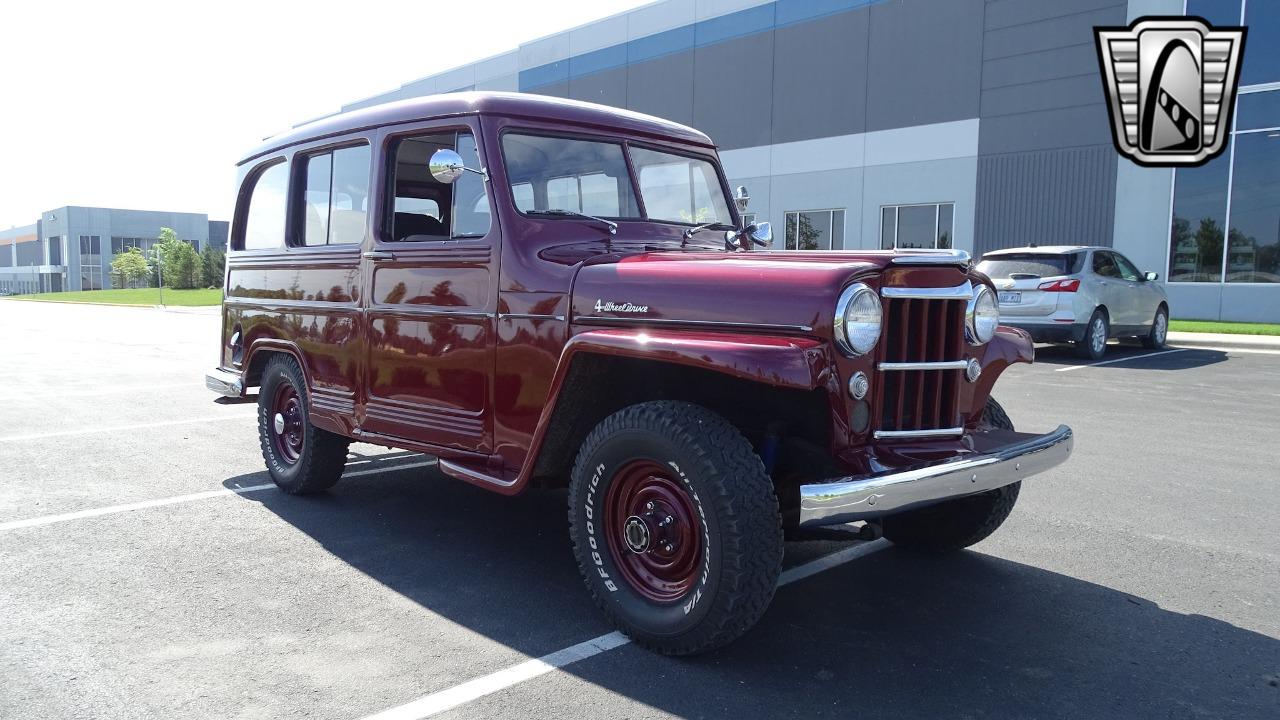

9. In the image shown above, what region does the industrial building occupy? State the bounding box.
[337,0,1277,321]
[0,207,227,294]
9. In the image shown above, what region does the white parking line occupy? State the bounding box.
[0,459,437,532]
[0,414,256,443]
[1054,348,1188,372]
[360,539,891,720]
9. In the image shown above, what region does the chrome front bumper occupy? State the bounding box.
[799,425,1073,527]
[205,367,244,398]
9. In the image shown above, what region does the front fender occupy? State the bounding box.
[961,325,1035,424]
[559,328,828,390]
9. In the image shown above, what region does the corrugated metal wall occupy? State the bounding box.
[974,146,1117,254]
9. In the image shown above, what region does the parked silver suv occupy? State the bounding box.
[976,246,1169,360]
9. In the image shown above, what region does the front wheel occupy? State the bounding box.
[1142,306,1169,349]
[881,398,1021,552]
[568,401,783,656]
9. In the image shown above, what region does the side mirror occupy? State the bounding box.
[734,186,750,213]
[749,221,772,246]
[428,148,487,184]
[1144,271,1159,281]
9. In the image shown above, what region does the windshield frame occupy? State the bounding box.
[498,128,739,229]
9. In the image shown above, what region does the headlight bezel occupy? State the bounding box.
[834,282,883,356]
[966,284,1000,345]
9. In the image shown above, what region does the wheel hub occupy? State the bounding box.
[269,381,305,465]
[603,460,703,602]
[273,412,286,435]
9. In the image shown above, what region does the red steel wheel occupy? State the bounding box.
[270,380,305,465]
[603,459,704,603]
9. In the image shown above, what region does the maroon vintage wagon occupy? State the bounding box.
[207,92,1073,654]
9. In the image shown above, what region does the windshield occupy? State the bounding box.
[501,133,732,226]
[978,252,1083,278]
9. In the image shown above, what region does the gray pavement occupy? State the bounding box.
[1,300,1277,719]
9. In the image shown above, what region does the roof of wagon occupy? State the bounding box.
[239,91,715,166]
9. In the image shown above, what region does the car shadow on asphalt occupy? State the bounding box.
[225,463,1278,719]
[1031,343,1229,371]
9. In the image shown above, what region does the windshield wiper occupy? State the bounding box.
[536,209,617,235]
[681,221,731,240]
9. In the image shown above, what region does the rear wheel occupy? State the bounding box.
[568,401,783,655]
[1075,309,1109,360]
[1142,306,1169,349]
[257,355,350,494]
[880,398,1021,553]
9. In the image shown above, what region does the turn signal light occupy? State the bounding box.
[1038,279,1080,292]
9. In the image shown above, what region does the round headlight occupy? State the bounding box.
[835,283,882,356]
[967,285,999,345]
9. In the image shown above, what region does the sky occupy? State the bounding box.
[0,0,651,229]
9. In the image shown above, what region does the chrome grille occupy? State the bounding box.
[875,288,968,439]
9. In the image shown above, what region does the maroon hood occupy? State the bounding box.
[570,251,899,333]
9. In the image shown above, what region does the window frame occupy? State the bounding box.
[783,208,845,251]
[291,140,373,249]
[878,202,956,250]
[375,122,496,247]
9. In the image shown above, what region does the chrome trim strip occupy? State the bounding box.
[498,313,566,321]
[799,425,1073,527]
[873,426,965,440]
[205,368,244,398]
[574,316,814,333]
[889,250,971,266]
[880,281,973,300]
[878,360,970,371]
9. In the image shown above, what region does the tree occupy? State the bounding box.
[151,227,201,289]
[200,245,226,288]
[111,247,150,288]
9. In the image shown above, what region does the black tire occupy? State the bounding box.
[568,401,783,655]
[1075,309,1109,360]
[257,354,349,494]
[1141,305,1169,349]
[880,398,1021,553]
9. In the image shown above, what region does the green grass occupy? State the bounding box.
[1169,319,1280,336]
[6,288,223,306]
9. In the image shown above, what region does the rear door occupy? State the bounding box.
[359,119,497,453]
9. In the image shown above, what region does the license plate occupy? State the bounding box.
[998,291,1021,304]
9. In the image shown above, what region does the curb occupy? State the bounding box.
[1167,331,1280,351]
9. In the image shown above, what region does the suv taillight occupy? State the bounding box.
[1038,279,1080,292]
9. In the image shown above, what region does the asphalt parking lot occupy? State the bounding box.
[1,300,1277,720]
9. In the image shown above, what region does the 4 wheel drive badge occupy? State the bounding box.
[1094,16,1246,167]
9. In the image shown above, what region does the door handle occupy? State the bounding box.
[362,250,396,261]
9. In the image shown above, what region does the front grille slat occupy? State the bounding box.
[877,292,967,438]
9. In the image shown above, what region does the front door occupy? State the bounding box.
[360,121,497,453]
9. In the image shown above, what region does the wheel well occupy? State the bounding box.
[244,348,295,389]
[529,354,830,489]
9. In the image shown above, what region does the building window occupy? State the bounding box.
[784,209,844,250]
[1170,87,1280,283]
[48,236,62,266]
[880,203,954,249]
[299,144,371,246]
[79,235,102,290]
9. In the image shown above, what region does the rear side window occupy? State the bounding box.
[242,161,289,250]
[300,145,371,246]
[978,252,1083,279]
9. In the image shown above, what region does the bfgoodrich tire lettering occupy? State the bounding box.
[257,354,350,494]
[881,397,1021,553]
[568,401,783,656]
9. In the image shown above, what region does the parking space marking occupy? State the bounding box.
[1054,348,1188,372]
[1173,345,1280,356]
[0,414,258,443]
[0,459,437,532]
[360,539,892,720]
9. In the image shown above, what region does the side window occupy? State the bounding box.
[387,131,491,241]
[242,161,289,250]
[300,145,370,247]
[1092,251,1121,278]
[1112,252,1142,281]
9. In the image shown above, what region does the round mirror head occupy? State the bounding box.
[734,185,750,212]
[429,149,466,184]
